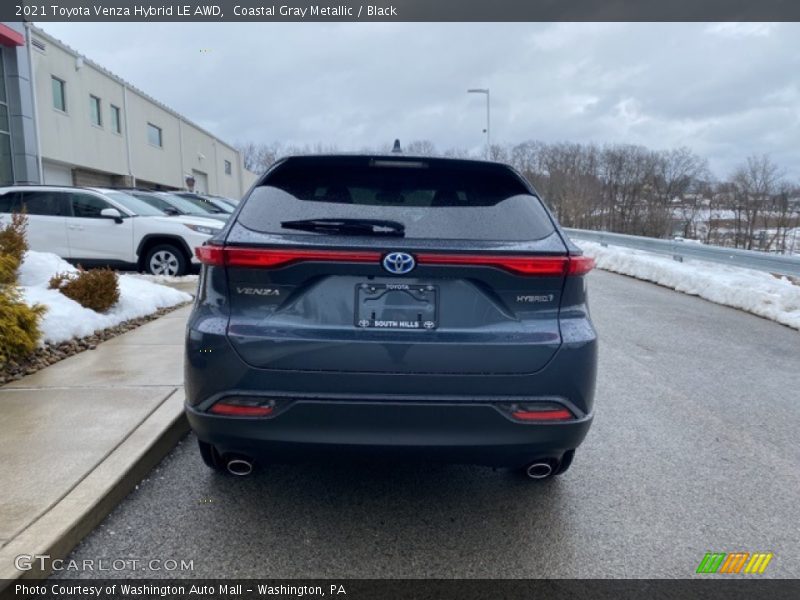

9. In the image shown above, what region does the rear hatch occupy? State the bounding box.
[211,156,577,375]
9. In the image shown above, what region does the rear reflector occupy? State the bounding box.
[209,404,273,417]
[511,408,574,421]
[196,246,594,276]
[209,398,275,417]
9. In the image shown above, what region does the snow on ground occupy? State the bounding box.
[130,273,199,285]
[18,251,193,344]
[578,241,800,331]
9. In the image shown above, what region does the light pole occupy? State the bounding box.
[467,88,490,159]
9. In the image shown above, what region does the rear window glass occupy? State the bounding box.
[236,158,556,241]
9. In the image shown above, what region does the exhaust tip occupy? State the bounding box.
[226,457,253,476]
[525,462,553,480]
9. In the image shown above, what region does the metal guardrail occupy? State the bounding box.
[564,228,800,278]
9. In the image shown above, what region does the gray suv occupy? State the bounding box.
[185,155,597,480]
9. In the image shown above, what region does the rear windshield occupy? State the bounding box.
[236,158,556,241]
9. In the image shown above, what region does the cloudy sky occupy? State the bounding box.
[40,22,800,178]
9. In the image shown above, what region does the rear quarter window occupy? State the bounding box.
[19,191,70,216]
[236,158,556,241]
[0,192,20,213]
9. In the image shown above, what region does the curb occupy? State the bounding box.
[0,389,188,592]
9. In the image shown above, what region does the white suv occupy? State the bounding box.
[0,185,225,276]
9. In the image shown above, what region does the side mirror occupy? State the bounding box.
[100,208,124,224]
[163,207,180,216]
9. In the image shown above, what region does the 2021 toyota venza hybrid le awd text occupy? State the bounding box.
[185,154,597,479]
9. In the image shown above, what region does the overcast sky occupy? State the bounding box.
[40,22,800,178]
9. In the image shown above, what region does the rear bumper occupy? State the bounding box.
[186,398,592,469]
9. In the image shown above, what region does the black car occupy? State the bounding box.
[185,155,597,480]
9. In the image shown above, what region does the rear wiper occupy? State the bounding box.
[280,218,405,237]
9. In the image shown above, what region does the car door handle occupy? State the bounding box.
[67,224,84,230]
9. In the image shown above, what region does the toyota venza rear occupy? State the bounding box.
[185,154,597,480]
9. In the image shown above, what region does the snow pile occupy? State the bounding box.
[578,241,800,331]
[17,251,192,344]
[131,273,199,285]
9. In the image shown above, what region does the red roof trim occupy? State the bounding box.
[0,24,25,47]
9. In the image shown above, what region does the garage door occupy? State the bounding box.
[43,162,73,186]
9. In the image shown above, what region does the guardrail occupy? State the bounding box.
[564,228,800,278]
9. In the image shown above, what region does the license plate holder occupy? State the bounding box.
[355,283,437,331]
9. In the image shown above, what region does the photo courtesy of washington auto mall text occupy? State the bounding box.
[14,583,346,598]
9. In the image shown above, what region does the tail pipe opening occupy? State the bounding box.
[525,462,554,480]
[225,456,254,476]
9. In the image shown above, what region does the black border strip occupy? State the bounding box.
[3,579,800,600]
[5,0,800,23]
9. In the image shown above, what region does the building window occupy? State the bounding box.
[0,49,11,185]
[147,123,162,147]
[110,105,122,134]
[89,95,102,127]
[224,160,232,175]
[51,76,66,112]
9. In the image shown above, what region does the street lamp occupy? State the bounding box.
[467,88,490,159]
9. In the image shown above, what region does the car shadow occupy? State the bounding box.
[195,450,579,577]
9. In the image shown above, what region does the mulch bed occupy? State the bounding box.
[0,301,191,385]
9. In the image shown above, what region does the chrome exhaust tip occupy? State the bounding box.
[226,457,253,476]
[525,462,553,480]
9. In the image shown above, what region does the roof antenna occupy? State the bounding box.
[391,139,402,153]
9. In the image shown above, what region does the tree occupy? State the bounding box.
[730,154,783,250]
[649,147,709,238]
[235,142,282,174]
[405,140,437,156]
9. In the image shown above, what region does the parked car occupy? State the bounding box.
[0,185,224,276]
[209,194,240,208]
[185,155,597,480]
[174,192,236,214]
[123,190,229,223]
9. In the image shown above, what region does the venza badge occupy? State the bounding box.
[382,252,416,275]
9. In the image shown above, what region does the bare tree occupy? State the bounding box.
[730,154,783,249]
[405,140,437,156]
[762,181,800,254]
[650,147,709,238]
[235,142,283,174]
[677,177,714,240]
[489,144,510,162]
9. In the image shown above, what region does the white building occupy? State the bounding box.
[2,25,258,197]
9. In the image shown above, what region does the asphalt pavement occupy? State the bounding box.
[53,270,800,578]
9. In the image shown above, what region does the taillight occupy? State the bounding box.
[416,253,568,276]
[195,246,381,268]
[195,245,225,266]
[567,255,595,276]
[209,397,276,417]
[195,246,594,276]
